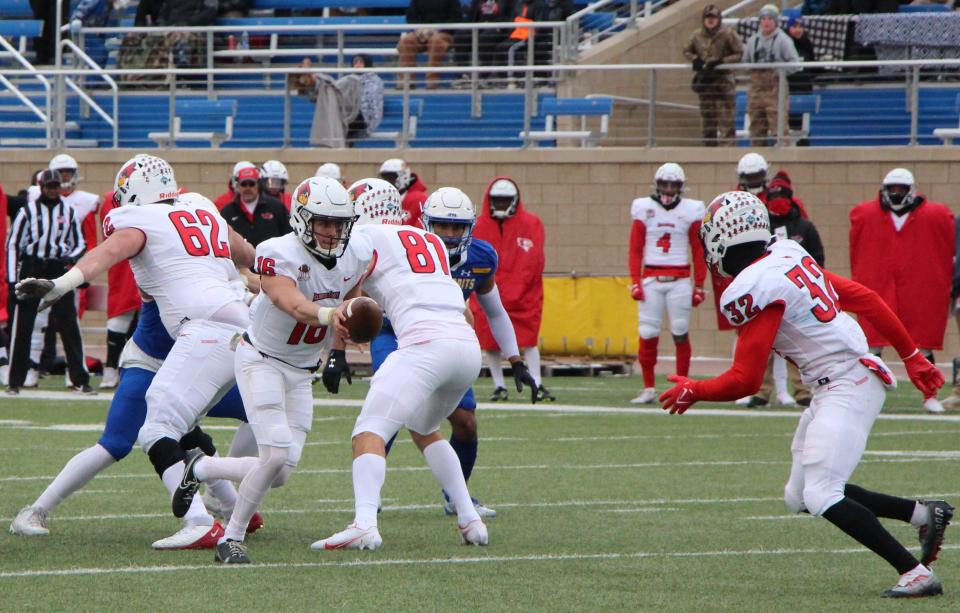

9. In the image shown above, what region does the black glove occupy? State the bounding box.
[511,360,538,404]
[704,59,721,70]
[321,349,352,394]
[692,58,705,72]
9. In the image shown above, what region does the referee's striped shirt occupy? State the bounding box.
[6,198,86,282]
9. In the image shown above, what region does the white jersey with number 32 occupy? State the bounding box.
[355,224,475,348]
[630,197,705,267]
[104,192,241,336]
[247,232,373,369]
[720,239,868,385]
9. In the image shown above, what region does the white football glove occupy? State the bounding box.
[15,278,62,311]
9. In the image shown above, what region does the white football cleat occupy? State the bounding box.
[924,397,946,414]
[311,523,382,551]
[776,392,797,407]
[24,368,39,388]
[459,519,488,546]
[100,367,119,389]
[151,521,224,550]
[442,492,497,519]
[735,396,751,405]
[629,388,657,404]
[0,364,8,387]
[882,564,943,598]
[9,506,49,536]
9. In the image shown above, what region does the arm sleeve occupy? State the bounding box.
[823,270,916,358]
[688,220,706,286]
[476,284,521,358]
[723,31,745,64]
[628,220,646,285]
[682,35,697,62]
[691,304,784,401]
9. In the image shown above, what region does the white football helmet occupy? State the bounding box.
[348,178,405,226]
[316,162,344,185]
[488,179,519,219]
[700,191,772,277]
[113,155,179,207]
[290,176,356,259]
[736,152,769,195]
[49,153,79,190]
[260,160,288,194]
[422,187,476,258]
[653,162,685,207]
[881,167,917,211]
[378,158,412,192]
[231,161,256,190]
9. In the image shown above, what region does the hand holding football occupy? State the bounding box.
[343,297,383,343]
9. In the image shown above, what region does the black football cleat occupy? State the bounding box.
[489,387,508,402]
[215,538,250,564]
[919,500,954,566]
[746,396,769,408]
[536,385,556,402]
[172,449,204,518]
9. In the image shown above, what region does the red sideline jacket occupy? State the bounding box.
[100,192,141,319]
[400,174,428,228]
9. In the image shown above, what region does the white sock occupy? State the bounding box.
[523,346,542,386]
[205,453,239,515]
[422,440,479,526]
[353,454,386,530]
[486,351,505,388]
[161,462,213,527]
[228,423,259,458]
[223,446,287,542]
[910,501,930,528]
[160,462,185,496]
[194,455,258,482]
[35,444,115,513]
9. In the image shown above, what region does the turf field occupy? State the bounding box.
[1,374,958,611]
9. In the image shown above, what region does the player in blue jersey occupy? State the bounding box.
[9,297,261,549]
[369,186,538,518]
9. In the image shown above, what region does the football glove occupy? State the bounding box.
[15,278,62,311]
[511,360,538,404]
[903,350,944,398]
[692,286,706,307]
[322,349,352,394]
[630,283,644,301]
[659,374,699,415]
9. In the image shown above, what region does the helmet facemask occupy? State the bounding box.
[881,183,916,212]
[299,211,355,259]
[291,177,356,258]
[739,171,767,195]
[655,179,683,208]
[700,191,772,277]
[427,218,474,259]
[263,177,287,196]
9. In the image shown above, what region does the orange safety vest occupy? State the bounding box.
[510,6,533,41]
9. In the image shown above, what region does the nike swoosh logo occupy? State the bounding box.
[343,276,352,282]
[678,388,693,402]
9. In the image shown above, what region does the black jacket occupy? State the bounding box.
[220,194,291,247]
[135,0,218,26]
[787,33,817,94]
[770,202,825,266]
[465,0,513,22]
[406,0,464,24]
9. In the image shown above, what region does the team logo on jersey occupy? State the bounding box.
[260,212,274,220]
[296,184,310,206]
[517,237,534,252]
[313,291,340,300]
[645,209,655,219]
[298,264,310,281]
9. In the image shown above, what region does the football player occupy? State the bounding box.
[311,180,489,551]
[628,163,706,404]
[660,191,953,598]
[260,160,291,210]
[378,158,427,227]
[171,177,371,564]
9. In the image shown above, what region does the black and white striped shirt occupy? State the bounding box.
[6,198,86,282]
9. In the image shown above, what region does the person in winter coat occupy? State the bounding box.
[397,0,463,89]
[454,0,514,81]
[469,177,554,402]
[850,168,953,414]
[378,158,428,227]
[742,4,801,146]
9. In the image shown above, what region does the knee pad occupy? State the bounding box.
[638,322,660,339]
[803,484,844,518]
[251,421,293,450]
[668,317,690,337]
[145,437,186,477]
[179,426,217,456]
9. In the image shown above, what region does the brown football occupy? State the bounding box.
[344,296,383,343]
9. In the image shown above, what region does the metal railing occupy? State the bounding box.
[0,35,52,146]
[60,39,119,148]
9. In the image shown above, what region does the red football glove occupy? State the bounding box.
[659,374,699,415]
[692,286,706,307]
[903,350,945,398]
[630,283,644,301]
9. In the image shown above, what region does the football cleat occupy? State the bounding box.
[459,519,489,546]
[882,565,942,598]
[171,449,204,519]
[924,397,946,414]
[100,367,119,389]
[24,368,39,388]
[919,500,954,566]
[6,386,19,396]
[536,385,556,402]
[746,396,769,408]
[0,364,8,386]
[152,521,223,550]
[215,538,251,564]
[489,387,508,402]
[776,392,797,407]
[310,523,382,551]
[442,492,497,518]
[9,506,49,536]
[630,388,657,404]
[73,384,97,395]
[247,512,264,535]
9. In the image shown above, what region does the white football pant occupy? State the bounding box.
[637,278,693,339]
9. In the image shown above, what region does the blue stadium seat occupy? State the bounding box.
[367,97,423,145]
[521,96,612,147]
[148,99,238,148]
[0,20,42,37]
[0,0,33,17]
[897,3,950,12]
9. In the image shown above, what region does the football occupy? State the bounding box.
[343,296,383,343]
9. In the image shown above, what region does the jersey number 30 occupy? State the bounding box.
[169,210,230,258]
[398,230,450,275]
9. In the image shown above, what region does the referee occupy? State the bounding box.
[6,169,92,395]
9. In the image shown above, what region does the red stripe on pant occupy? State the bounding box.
[639,337,658,388]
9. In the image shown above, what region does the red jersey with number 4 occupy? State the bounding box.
[103,192,241,336]
[629,196,706,278]
[356,224,475,349]
[720,239,868,385]
[247,232,371,369]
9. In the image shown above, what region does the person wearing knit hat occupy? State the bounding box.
[742,2,800,146]
[682,4,744,145]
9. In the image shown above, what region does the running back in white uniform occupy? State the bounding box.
[630,197,705,268]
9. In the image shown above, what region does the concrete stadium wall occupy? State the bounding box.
[2,147,958,359]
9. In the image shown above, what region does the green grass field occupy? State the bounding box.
[1,375,958,611]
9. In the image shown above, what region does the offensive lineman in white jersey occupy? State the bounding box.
[628,163,707,404]
[659,191,953,598]
[312,180,489,551]
[170,176,373,564]
[17,154,257,527]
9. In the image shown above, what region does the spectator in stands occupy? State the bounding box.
[683,4,744,146]
[30,0,69,65]
[301,55,384,147]
[454,0,515,85]
[219,166,291,246]
[785,15,817,145]
[742,4,800,146]
[397,0,464,89]
[215,161,256,209]
[259,160,291,211]
[316,163,346,186]
[379,158,428,226]
[849,168,953,414]
[69,0,127,31]
[497,0,572,84]
[119,0,217,81]
[218,0,250,18]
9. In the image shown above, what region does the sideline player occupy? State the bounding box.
[660,191,953,598]
[311,181,488,551]
[628,163,706,403]
[171,177,370,564]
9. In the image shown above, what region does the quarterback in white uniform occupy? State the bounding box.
[312,179,489,551]
[628,163,706,404]
[16,154,257,528]
[171,176,372,564]
[659,191,953,598]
